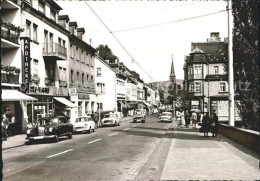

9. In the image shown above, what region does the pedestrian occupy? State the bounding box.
[202,112,210,137]
[93,112,99,128]
[211,112,219,137]
[180,108,185,127]
[191,111,197,128]
[2,106,11,141]
[176,108,181,127]
[184,110,190,128]
[197,112,203,128]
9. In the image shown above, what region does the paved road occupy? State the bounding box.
[3,115,173,180]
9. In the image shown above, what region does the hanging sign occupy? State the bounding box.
[22,37,31,92]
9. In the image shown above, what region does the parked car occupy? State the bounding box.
[133,109,146,123]
[160,112,173,122]
[100,113,120,127]
[26,115,73,143]
[73,115,95,133]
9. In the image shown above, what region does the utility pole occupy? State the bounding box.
[227,0,235,126]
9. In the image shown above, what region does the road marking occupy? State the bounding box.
[88,138,101,144]
[132,123,142,127]
[47,149,74,158]
[109,133,118,136]
[123,128,130,131]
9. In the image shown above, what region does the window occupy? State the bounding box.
[82,73,84,84]
[38,0,45,14]
[26,20,31,38]
[76,47,79,61]
[97,67,101,76]
[220,82,226,92]
[214,66,219,74]
[77,72,79,83]
[87,74,89,82]
[32,59,38,77]
[33,24,38,42]
[91,76,93,83]
[70,44,73,58]
[195,82,201,92]
[71,70,74,83]
[194,65,202,74]
[188,66,192,75]
[81,50,84,62]
[86,53,89,65]
[190,83,194,92]
[62,40,66,47]
[58,38,61,46]
[50,9,56,21]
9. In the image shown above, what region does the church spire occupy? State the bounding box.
[170,54,176,84]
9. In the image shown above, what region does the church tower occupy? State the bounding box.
[169,54,176,86]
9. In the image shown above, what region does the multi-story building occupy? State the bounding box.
[1,0,37,135]
[20,0,81,127]
[95,56,116,112]
[67,21,96,122]
[184,32,241,122]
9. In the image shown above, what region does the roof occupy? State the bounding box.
[191,41,228,63]
[69,21,78,27]
[59,15,70,22]
[170,60,175,76]
[46,0,63,11]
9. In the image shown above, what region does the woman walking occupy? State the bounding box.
[176,109,181,127]
[202,112,210,136]
[211,112,219,137]
[191,111,197,128]
[180,108,185,127]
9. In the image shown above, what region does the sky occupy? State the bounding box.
[57,0,228,83]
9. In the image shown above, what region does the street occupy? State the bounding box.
[3,115,174,180]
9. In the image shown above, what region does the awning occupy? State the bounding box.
[2,90,37,101]
[54,97,77,108]
[119,100,126,108]
[143,101,151,107]
[125,102,137,109]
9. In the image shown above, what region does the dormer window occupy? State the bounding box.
[38,0,45,14]
[214,66,219,74]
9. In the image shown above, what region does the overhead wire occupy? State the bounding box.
[113,9,227,33]
[83,0,157,83]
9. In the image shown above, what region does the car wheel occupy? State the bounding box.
[143,120,145,123]
[68,132,72,139]
[93,128,95,132]
[114,122,117,127]
[133,120,136,123]
[54,135,59,143]
[28,140,34,145]
[88,127,92,134]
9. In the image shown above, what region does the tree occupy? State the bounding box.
[96,44,118,62]
[232,0,259,131]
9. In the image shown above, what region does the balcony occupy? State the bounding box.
[42,43,67,61]
[1,65,20,84]
[188,91,203,97]
[188,74,203,80]
[1,22,21,47]
[69,82,96,94]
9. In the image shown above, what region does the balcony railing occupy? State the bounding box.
[1,65,20,84]
[188,74,203,80]
[1,23,20,44]
[29,85,68,96]
[69,82,96,94]
[42,43,67,60]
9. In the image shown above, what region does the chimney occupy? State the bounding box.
[69,21,78,36]
[77,27,85,41]
[207,32,221,42]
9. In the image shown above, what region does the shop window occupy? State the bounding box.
[78,102,82,116]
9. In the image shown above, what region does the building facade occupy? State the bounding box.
[67,21,97,123]
[184,32,241,122]
[95,56,116,112]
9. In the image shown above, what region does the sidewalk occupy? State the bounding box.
[2,116,133,150]
[161,126,260,180]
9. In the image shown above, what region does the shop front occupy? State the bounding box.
[2,89,37,135]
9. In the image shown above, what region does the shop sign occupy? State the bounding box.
[22,37,31,92]
[78,93,90,100]
[69,88,77,95]
[191,100,199,106]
